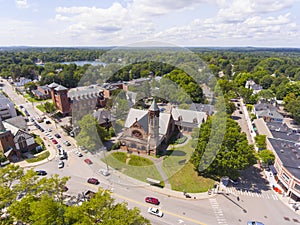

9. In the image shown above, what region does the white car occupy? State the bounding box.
[147,207,163,217]
[58,160,64,168]
[74,151,83,157]
[99,169,110,176]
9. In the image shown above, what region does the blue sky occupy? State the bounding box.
[1,0,300,47]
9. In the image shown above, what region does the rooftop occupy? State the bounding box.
[68,85,103,100]
[267,122,300,142]
[268,138,300,180]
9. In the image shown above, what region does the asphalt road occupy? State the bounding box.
[2,79,299,225]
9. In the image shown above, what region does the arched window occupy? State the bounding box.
[132,130,143,139]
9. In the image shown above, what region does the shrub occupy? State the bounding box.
[111,142,120,150]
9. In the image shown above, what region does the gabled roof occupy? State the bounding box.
[5,116,27,130]
[172,108,207,125]
[48,82,59,88]
[256,109,283,119]
[124,108,171,135]
[54,85,68,91]
[124,109,148,132]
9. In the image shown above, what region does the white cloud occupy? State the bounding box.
[15,0,29,9]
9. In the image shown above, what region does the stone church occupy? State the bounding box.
[119,99,174,155]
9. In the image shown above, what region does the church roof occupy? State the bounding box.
[124,108,170,135]
[172,108,207,125]
[148,99,159,111]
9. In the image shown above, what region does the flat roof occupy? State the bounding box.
[268,138,300,180]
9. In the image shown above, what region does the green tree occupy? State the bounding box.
[75,114,109,151]
[254,135,266,150]
[42,102,57,114]
[191,117,256,179]
[258,150,275,165]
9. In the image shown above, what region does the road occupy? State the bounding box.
[2,80,299,225]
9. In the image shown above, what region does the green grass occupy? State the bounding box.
[162,140,194,179]
[128,154,153,166]
[36,104,46,112]
[103,152,163,183]
[168,162,215,193]
[26,151,50,163]
[162,140,215,192]
[23,93,45,103]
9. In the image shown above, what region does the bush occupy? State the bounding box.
[111,142,120,150]
[111,152,127,163]
[175,135,187,144]
[128,155,153,166]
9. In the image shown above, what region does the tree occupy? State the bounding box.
[1,166,149,225]
[254,135,266,150]
[191,117,256,179]
[24,81,37,93]
[75,114,109,151]
[42,102,57,114]
[258,150,275,165]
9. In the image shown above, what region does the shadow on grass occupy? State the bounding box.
[166,150,186,156]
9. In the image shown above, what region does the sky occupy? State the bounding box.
[1,0,300,47]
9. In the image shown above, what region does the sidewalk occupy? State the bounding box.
[263,169,300,215]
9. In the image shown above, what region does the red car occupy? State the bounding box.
[87,178,99,185]
[52,139,58,144]
[84,158,92,165]
[145,197,159,205]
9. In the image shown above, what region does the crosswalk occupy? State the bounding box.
[224,187,278,200]
[209,198,228,225]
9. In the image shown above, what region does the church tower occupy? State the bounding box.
[148,98,160,154]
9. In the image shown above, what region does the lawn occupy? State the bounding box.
[36,104,46,112]
[168,162,215,193]
[23,93,45,103]
[163,140,215,192]
[162,140,194,179]
[26,151,50,163]
[103,152,163,184]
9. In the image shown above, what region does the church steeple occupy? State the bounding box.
[148,98,160,154]
[149,98,159,112]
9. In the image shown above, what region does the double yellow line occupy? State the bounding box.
[112,192,208,225]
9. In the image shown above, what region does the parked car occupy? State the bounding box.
[145,197,159,205]
[247,222,264,225]
[47,128,52,132]
[36,170,47,176]
[99,169,110,176]
[63,140,71,146]
[52,139,58,144]
[84,158,92,164]
[55,133,61,138]
[147,207,163,217]
[74,150,83,157]
[58,160,64,169]
[59,153,67,160]
[87,178,99,185]
[45,120,51,124]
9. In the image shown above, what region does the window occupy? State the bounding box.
[282,173,290,183]
[132,130,142,139]
[294,184,300,192]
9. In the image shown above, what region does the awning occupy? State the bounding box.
[269,165,277,175]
